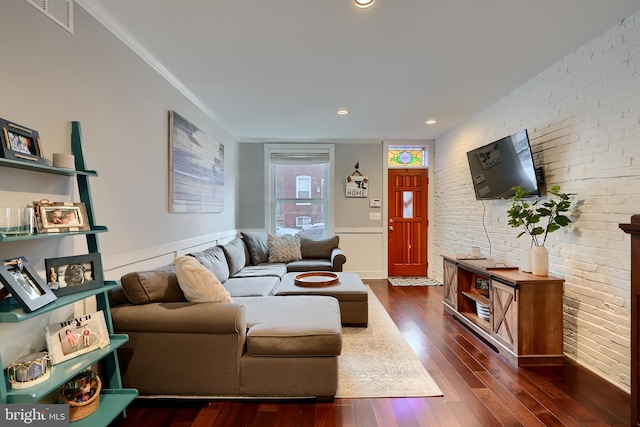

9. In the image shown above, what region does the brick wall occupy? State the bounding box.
[432,11,640,391]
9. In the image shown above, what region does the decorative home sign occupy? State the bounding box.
[45,310,110,365]
[45,253,104,296]
[169,111,224,213]
[0,117,45,164]
[346,175,369,197]
[33,199,91,234]
[346,163,368,198]
[0,257,57,313]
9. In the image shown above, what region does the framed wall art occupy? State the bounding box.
[169,110,224,213]
[45,253,104,296]
[45,310,110,365]
[0,257,57,313]
[0,118,45,164]
[33,200,90,234]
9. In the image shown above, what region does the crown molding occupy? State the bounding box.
[75,0,237,140]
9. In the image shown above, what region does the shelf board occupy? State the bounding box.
[0,226,108,243]
[461,311,490,332]
[0,157,97,176]
[461,290,490,306]
[71,389,138,427]
[4,334,129,403]
[0,282,118,322]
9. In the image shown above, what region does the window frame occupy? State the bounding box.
[264,144,334,237]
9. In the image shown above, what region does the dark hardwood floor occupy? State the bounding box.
[109,280,630,426]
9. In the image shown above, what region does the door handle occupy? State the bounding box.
[389,226,394,231]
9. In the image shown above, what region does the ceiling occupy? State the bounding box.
[80,0,640,142]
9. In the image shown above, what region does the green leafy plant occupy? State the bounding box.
[507,185,573,247]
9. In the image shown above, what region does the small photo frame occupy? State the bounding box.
[45,310,110,365]
[34,200,91,234]
[475,276,490,297]
[0,118,45,164]
[0,257,57,313]
[45,253,104,297]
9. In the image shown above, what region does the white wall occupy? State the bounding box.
[0,2,238,366]
[432,11,640,391]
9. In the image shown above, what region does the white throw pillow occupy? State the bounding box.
[175,256,233,303]
[268,234,302,263]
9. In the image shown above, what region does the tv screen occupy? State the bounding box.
[467,130,540,200]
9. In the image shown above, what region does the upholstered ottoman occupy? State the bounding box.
[275,272,369,326]
[237,295,342,397]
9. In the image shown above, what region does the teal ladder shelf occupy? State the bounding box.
[0,121,137,425]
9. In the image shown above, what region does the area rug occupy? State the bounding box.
[337,287,443,398]
[388,277,442,286]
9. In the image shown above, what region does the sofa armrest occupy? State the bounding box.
[111,301,246,335]
[331,248,346,272]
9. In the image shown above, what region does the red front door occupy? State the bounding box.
[388,169,428,277]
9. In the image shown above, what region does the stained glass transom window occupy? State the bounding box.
[388,146,427,167]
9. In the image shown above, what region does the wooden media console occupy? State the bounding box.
[442,254,564,367]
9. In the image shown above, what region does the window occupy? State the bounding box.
[296,176,311,205]
[265,145,333,239]
[388,146,428,167]
[296,216,311,227]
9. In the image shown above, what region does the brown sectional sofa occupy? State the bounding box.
[109,232,347,398]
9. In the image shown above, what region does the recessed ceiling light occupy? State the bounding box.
[337,108,349,115]
[354,0,375,9]
[425,118,437,125]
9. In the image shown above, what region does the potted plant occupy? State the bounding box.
[507,185,573,275]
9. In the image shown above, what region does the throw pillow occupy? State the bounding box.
[267,234,302,263]
[299,235,339,259]
[174,256,233,303]
[241,231,269,265]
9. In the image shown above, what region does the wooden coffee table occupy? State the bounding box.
[276,272,368,327]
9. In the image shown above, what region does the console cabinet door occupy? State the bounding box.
[443,259,458,309]
[491,280,518,352]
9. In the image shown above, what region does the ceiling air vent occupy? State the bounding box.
[25,0,74,34]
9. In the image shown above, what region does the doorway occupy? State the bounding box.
[387,168,428,277]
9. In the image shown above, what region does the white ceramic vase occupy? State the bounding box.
[531,246,549,276]
[521,248,532,273]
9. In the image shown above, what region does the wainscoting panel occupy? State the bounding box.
[103,230,238,280]
[335,227,385,279]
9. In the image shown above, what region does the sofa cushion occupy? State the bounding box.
[286,259,333,272]
[241,231,269,265]
[222,238,249,276]
[188,246,230,283]
[238,296,342,357]
[175,256,233,303]
[120,266,186,304]
[223,276,281,297]
[267,234,302,263]
[233,263,287,278]
[299,235,339,259]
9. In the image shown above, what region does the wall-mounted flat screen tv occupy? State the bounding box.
[467,129,540,200]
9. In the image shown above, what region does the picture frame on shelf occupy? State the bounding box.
[0,257,57,313]
[33,199,90,233]
[45,310,110,365]
[0,118,45,164]
[45,253,104,296]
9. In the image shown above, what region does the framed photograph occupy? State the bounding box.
[475,276,490,297]
[33,200,90,233]
[0,118,45,164]
[0,257,57,313]
[45,310,110,365]
[45,253,104,297]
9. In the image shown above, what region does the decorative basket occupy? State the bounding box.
[61,371,101,422]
